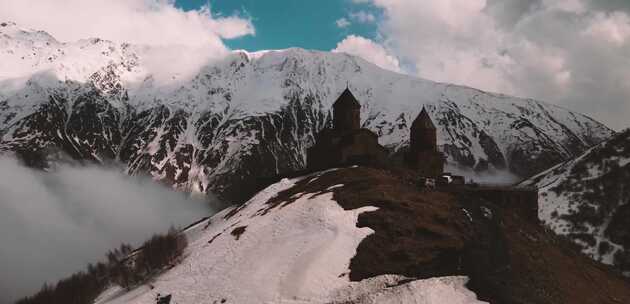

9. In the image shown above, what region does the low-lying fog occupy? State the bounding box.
[445,164,521,185]
[0,157,216,303]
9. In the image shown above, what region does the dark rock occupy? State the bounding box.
[606,203,630,249]
[156,294,171,304]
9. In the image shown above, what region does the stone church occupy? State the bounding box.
[404,107,445,177]
[307,88,444,177]
[307,88,388,170]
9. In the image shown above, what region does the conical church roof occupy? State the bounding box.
[333,88,361,109]
[412,107,436,129]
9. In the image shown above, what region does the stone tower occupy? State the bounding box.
[406,107,444,176]
[333,88,361,131]
[410,107,437,153]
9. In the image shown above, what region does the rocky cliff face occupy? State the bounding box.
[521,129,630,275]
[0,22,613,201]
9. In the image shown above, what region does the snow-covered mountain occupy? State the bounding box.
[92,167,630,304]
[521,129,630,275]
[94,170,485,304]
[0,22,613,201]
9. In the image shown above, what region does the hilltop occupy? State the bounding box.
[91,167,630,304]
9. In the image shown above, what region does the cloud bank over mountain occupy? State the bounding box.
[2,0,628,130]
[0,0,255,86]
[0,0,254,48]
[333,35,401,72]
[0,157,213,303]
[335,0,630,130]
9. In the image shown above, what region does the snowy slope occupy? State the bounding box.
[0,22,613,201]
[521,129,630,275]
[94,171,486,304]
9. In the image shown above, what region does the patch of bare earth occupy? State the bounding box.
[231,226,247,240]
[266,167,630,304]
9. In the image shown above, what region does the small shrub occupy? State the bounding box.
[16,228,187,304]
[136,227,188,276]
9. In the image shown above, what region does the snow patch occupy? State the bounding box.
[96,175,485,304]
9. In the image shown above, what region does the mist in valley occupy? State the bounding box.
[0,157,216,303]
[444,164,522,185]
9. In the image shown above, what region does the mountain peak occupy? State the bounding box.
[0,24,614,203]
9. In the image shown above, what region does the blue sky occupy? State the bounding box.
[176,0,380,51]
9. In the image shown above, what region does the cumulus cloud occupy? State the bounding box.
[333,35,401,72]
[583,11,630,45]
[0,0,254,48]
[0,157,216,303]
[336,18,351,28]
[349,11,377,23]
[336,11,376,29]
[342,0,630,130]
[0,0,257,94]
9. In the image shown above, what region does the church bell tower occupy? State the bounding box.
[333,88,361,132]
[406,107,444,176]
[410,107,437,153]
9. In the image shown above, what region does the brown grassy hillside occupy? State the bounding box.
[267,167,630,304]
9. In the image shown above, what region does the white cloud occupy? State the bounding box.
[336,17,351,28]
[584,11,630,46]
[333,35,401,72]
[542,0,587,14]
[341,0,630,130]
[366,0,514,93]
[336,10,377,29]
[0,157,215,303]
[0,0,257,90]
[349,11,376,23]
[0,0,254,48]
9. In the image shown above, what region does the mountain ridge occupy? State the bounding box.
[521,129,630,275]
[0,23,613,201]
